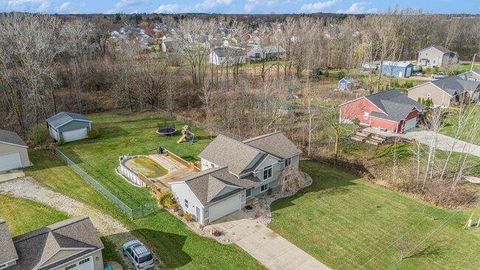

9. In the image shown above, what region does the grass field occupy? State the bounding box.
[269,160,480,269]
[128,157,168,178]
[441,105,480,145]
[58,112,214,208]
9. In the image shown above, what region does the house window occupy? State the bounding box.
[261,184,269,192]
[79,258,90,265]
[363,112,369,120]
[65,264,77,270]
[285,158,291,167]
[263,166,273,180]
[184,199,189,208]
[246,188,252,197]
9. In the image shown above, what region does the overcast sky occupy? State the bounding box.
[1,0,479,14]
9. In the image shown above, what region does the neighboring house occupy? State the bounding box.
[209,47,247,66]
[458,68,480,82]
[362,61,381,70]
[171,132,301,225]
[247,45,285,61]
[46,112,92,143]
[381,61,414,78]
[408,76,480,107]
[417,45,459,68]
[0,216,104,270]
[0,129,31,172]
[340,89,424,133]
[338,77,356,91]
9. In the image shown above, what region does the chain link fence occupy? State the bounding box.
[54,148,157,219]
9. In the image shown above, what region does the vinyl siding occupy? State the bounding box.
[408,84,452,107]
[171,183,205,224]
[0,143,31,167]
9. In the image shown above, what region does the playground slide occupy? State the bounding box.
[177,134,187,143]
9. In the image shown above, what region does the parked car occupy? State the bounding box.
[431,73,446,79]
[122,240,154,270]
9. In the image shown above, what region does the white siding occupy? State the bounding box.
[171,182,205,224]
[201,158,217,171]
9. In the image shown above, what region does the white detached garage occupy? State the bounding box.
[0,129,32,172]
[47,112,92,143]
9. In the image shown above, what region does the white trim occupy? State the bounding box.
[170,181,205,208]
[0,141,28,149]
[54,119,92,130]
[34,247,97,270]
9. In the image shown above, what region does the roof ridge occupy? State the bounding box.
[217,134,264,153]
[13,217,89,243]
[242,131,281,143]
[182,166,227,183]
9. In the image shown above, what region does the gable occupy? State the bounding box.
[254,154,280,172]
[38,248,89,269]
[58,120,90,133]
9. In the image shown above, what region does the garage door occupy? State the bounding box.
[404,118,417,132]
[62,128,87,142]
[0,152,22,172]
[209,194,241,223]
[63,256,93,270]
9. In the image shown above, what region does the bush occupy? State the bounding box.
[184,213,193,222]
[159,192,176,209]
[178,210,184,217]
[57,139,65,146]
[30,125,48,146]
[212,229,222,237]
[87,128,100,139]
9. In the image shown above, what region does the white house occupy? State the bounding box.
[0,129,32,172]
[247,45,285,61]
[458,68,480,82]
[46,112,92,143]
[417,45,458,68]
[209,47,247,66]
[171,132,301,225]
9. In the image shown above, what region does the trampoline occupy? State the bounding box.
[156,127,178,136]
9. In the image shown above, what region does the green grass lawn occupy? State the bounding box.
[58,111,214,208]
[26,147,263,269]
[269,160,480,269]
[441,105,480,145]
[128,157,168,178]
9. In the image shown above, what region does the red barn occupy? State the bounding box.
[339,89,424,133]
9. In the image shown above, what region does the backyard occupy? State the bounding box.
[269,160,480,269]
[441,105,480,145]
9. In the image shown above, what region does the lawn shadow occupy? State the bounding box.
[404,241,445,260]
[94,126,129,140]
[107,228,192,269]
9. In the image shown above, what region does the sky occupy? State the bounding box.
[1,0,479,15]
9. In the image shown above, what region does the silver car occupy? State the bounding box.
[122,240,154,270]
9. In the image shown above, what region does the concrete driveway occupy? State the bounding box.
[365,128,480,157]
[207,211,330,270]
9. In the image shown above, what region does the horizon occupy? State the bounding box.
[1,0,480,15]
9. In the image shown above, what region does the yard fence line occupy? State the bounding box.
[53,147,157,219]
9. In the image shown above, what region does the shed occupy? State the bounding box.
[46,112,92,143]
[381,61,414,78]
[0,129,31,172]
[338,77,356,91]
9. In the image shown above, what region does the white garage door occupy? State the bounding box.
[64,256,93,270]
[209,194,241,223]
[404,118,417,132]
[0,152,22,172]
[62,128,87,142]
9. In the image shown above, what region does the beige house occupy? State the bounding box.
[0,129,31,172]
[0,216,104,270]
[417,45,458,68]
[408,76,480,107]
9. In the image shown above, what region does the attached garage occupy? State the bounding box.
[0,129,32,172]
[46,112,92,143]
[208,193,242,223]
[403,118,417,132]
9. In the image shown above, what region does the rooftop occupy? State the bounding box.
[0,129,27,147]
[46,112,91,129]
[365,89,424,122]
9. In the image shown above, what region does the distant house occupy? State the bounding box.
[458,68,480,82]
[0,216,104,270]
[381,61,414,78]
[171,132,301,225]
[0,129,31,172]
[209,47,247,66]
[247,46,285,61]
[362,61,381,70]
[417,45,458,68]
[340,89,424,133]
[338,77,356,91]
[408,76,480,107]
[47,112,92,143]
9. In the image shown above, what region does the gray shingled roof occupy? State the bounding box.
[431,45,451,54]
[10,216,103,270]
[0,220,18,265]
[365,89,424,122]
[431,76,480,96]
[46,112,91,129]
[180,167,256,205]
[199,134,264,175]
[243,132,302,159]
[213,47,246,58]
[0,129,27,147]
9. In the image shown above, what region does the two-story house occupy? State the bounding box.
[170,132,301,225]
[417,45,458,68]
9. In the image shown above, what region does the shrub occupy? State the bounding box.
[159,192,176,208]
[87,128,100,139]
[57,139,65,146]
[30,125,48,146]
[178,210,184,217]
[212,229,222,237]
[352,118,361,126]
[184,213,193,222]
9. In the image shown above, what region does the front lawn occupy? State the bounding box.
[58,111,214,208]
[269,160,480,269]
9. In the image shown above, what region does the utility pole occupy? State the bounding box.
[470,53,477,71]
